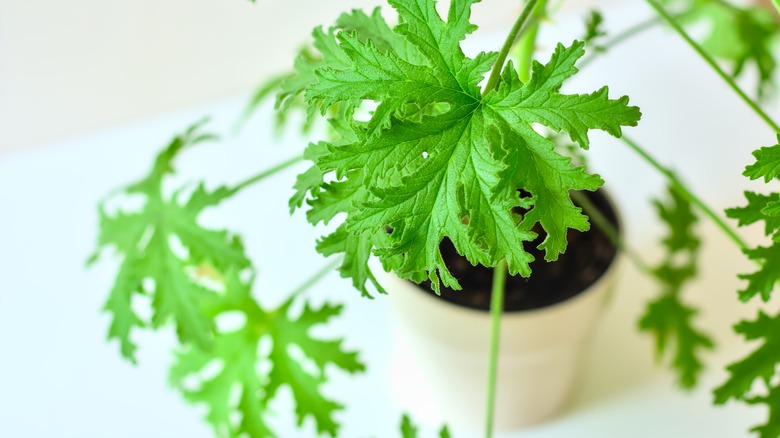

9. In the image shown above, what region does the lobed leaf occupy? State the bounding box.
[714,312,780,405]
[294,1,640,293]
[738,244,780,302]
[716,137,780,436]
[639,184,712,388]
[399,413,451,438]
[639,294,713,388]
[726,191,780,236]
[744,135,780,183]
[747,385,780,438]
[582,10,607,51]
[90,122,248,361]
[693,3,780,99]
[171,272,365,438]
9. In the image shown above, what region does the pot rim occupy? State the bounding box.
[380,186,624,316]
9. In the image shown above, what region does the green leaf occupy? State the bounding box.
[582,10,607,51]
[738,244,780,302]
[265,300,364,434]
[290,164,326,214]
[268,7,428,137]
[746,385,780,438]
[336,8,425,65]
[744,135,780,182]
[317,225,385,298]
[400,414,418,438]
[290,139,330,214]
[238,73,293,132]
[764,199,780,218]
[487,45,639,149]
[639,294,713,388]
[716,312,780,399]
[716,141,780,435]
[298,1,640,292]
[726,191,780,236]
[171,272,365,438]
[90,121,249,361]
[653,184,700,253]
[399,413,451,438]
[272,26,359,135]
[296,123,389,298]
[640,184,712,389]
[100,258,145,361]
[729,145,780,302]
[694,3,780,99]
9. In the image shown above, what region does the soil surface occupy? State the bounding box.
[417,189,619,312]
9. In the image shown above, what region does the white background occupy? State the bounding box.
[0,0,565,155]
[1,1,780,437]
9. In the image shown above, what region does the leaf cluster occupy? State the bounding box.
[715,134,780,437]
[89,122,363,437]
[676,0,780,99]
[639,183,713,389]
[287,0,641,295]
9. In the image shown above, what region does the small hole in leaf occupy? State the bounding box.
[215,311,247,333]
[131,286,152,321]
[136,225,155,252]
[255,336,273,384]
[168,234,189,260]
[287,343,320,377]
[353,100,379,122]
[199,358,225,381]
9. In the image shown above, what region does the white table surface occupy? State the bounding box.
[2,3,779,437]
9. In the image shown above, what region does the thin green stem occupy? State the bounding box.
[645,0,780,133]
[483,3,544,435]
[485,259,507,438]
[513,0,548,83]
[230,154,304,194]
[570,191,653,274]
[482,0,540,97]
[772,0,780,16]
[578,15,665,70]
[288,257,343,299]
[621,135,750,252]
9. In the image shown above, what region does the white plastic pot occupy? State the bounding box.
[375,246,622,433]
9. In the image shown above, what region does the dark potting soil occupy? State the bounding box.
[418,189,619,312]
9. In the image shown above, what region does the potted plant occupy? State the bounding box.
[89,0,780,437]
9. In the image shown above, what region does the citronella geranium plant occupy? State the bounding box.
[89,0,780,436]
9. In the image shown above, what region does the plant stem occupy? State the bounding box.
[578,5,703,71]
[513,0,548,83]
[621,135,750,252]
[230,154,304,194]
[570,191,653,274]
[645,0,780,133]
[483,3,545,435]
[485,259,507,438]
[482,0,540,97]
[578,15,665,70]
[288,257,343,299]
[772,0,780,16]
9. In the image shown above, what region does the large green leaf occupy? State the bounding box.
[89,122,249,362]
[170,272,365,437]
[295,1,640,293]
